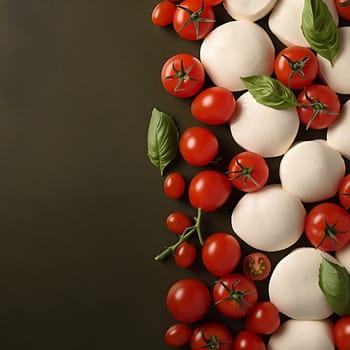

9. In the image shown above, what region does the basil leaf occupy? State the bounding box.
[147,107,178,176]
[240,75,298,109]
[301,0,340,66]
[319,257,350,316]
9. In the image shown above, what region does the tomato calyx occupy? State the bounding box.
[340,0,350,6]
[282,54,310,89]
[317,218,348,249]
[166,59,199,92]
[226,159,261,189]
[193,329,232,350]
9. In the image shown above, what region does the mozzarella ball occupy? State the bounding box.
[335,243,350,273]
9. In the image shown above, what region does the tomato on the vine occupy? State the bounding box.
[333,316,350,350]
[163,172,186,199]
[296,84,340,130]
[212,273,258,318]
[304,202,350,251]
[335,0,350,21]
[175,242,197,268]
[234,330,266,350]
[339,174,350,211]
[242,252,271,281]
[166,212,192,235]
[151,1,177,27]
[173,0,215,40]
[165,323,192,347]
[161,53,205,98]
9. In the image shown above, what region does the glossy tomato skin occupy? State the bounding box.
[151,1,177,27]
[242,252,271,281]
[234,330,266,350]
[274,46,318,89]
[335,0,350,21]
[165,323,192,347]
[201,233,241,277]
[333,316,350,350]
[161,53,205,98]
[305,202,350,251]
[296,84,340,130]
[166,212,192,235]
[204,0,223,5]
[338,174,350,211]
[190,322,233,350]
[167,278,211,323]
[163,172,186,199]
[213,273,258,318]
[188,170,231,212]
[175,242,197,268]
[173,0,215,40]
[191,87,236,125]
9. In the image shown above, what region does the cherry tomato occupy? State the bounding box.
[191,87,236,125]
[151,1,177,27]
[165,323,192,347]
[274,46,318,89]
[173,0,215,40]
[188,170,231,212]
[166,278,211,323]
[166,212,192,235]
[304,202,350,251]
[333,316,350,350]
[242,252,271,281]
[190,322,233,350]
[335,0,350,21]
[179,126,219,166]
[339,174,350,211]
[175,242,197,268]
[201,233,241,277]
[246,301,280,335]
[234,330,266,350]
[296,84,340,130]
[227,152,269,193]
[161,53,205,98]
[163,172,186,199]
[212,273,258,318]
[204,0,223,5]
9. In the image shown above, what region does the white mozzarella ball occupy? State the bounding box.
[335,243,350,273]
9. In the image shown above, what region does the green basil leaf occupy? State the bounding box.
[319,257,350,316]
[301,0,340,66]
[240,75,298,109]
[147,107,178,176]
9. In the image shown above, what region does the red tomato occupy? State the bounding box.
[165,323,192,347]
[274,46,318,89]
[151,1,177,27]
[246,301,280,335]
[227,152,269,192]
[204,0,223,5]
[201,233,241,277]
[296,84,340,130]
[161,53,205,98]
[333,316,350,350]
[163,172,186,199]
[304,202,350,251]
[234,330,266,350]
[335,0,350,21]
[179,126,219,166]
[166,278,211,323]
[191,87,236,125]
[175,242,197,268]
[213,273,258,318]
[339,174,350,211]
[188,170,231,212]
[173,0,215,40]
[190,322,233,350]
[242,252,271,281]
[166,212,192,235]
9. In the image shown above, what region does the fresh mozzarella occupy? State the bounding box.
[327,99,350,159]
[229,91,299,157]
[231,185,305,252]
[200,21,275,92]
[223,0,278,22]
[268,247,333,320]
[268,319,335,350]
[279,140,345,203]
[268,0,338,47]
[335,243,350,273]
[318,27,350,94]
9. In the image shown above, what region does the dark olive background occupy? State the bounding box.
[0,1,348,349]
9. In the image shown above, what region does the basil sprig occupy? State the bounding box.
[319,257,350,316]
[240,75,299,109]
[301,0,340,66]
[147,107,178,176]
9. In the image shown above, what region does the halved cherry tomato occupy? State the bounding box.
[151,1,177,27]
[175,242,197,268]
[335,0,350,21]
[339,174,350,211]
[166,212,192,235]
[163,172,186,200]
[242,252,271,281]
[165,323,192,347]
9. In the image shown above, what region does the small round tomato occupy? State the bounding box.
[213,273,258,318]
[179,126,219,166]
[161,53,205,98]
[305,202,350,251]
[166,212,192,235]
[333,316,350,350]
[242,252,271,281]
[335,0,350,21]
[175,242,197,268]
[173,0,215,40]
[166,278,211,323]
[274,46,318,89]
[190,322,233,350]
[151,1,177,27]
[165,323,192,347]
[191,87,236,125]
[234,330,266,350]
[204,0,223,5]
[296,84,340,130]
[227,152,269,192]
[246,301,280,335]
[201,233,241,277]
[163,172,186,199]
[339,174,350,211]
[188,170,231,212]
